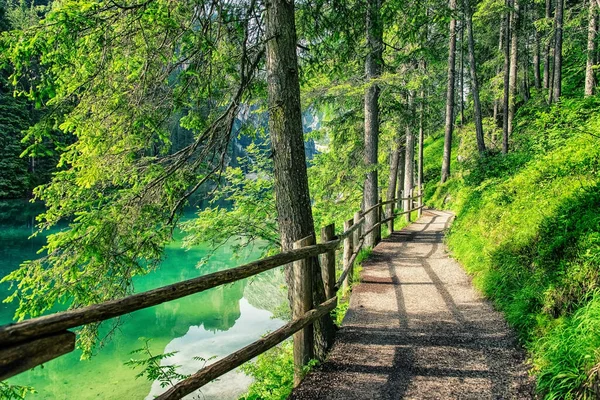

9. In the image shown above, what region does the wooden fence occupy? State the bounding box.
[0,186,424,400]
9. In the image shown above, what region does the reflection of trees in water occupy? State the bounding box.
[243,268,287,314]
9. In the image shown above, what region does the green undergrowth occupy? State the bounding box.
[239,245,372,400]
[423,96,600,399]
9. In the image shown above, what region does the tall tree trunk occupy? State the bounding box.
[386,142,401,219]
[551,0,563,103]
[543,0,553,90]
[533,5,542,89]
[396,141,405,208]
[265,0,334,361]
[464,0,486,154]
[404,92,415,213]
[363,0,383,248]
[418,88,425,189]
[460,19,465,127]
[494,20,504,127]
[502,0,511,154]
[441,0,457,182]
[507,0,519,145]
[586,0,597,96]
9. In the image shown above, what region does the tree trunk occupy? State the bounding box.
[533,5,542,89]
[502,0,511,154]
[460,19,465,127]
[363,0,383,248]
[507,0,519,144]
[265,0,334,361]
[418,88,425,189]
[494,20,504,127]
[441,0,457,182]
[543,0,553,90]
[464,0,486,154]
[404,91,415,216]
[396,141,405,209]
[551,0,563,103]
[586,0,597,96]
[386,143,401,221]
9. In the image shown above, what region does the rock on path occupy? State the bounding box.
[289,210,534,400]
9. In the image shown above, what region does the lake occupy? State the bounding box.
[0,200,287,399]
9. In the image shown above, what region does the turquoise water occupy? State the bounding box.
[0,200,286,399]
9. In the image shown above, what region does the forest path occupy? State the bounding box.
[289,210,534,399]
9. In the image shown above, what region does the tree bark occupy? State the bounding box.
[533,5,542,89]
[363,0,383,248]
[404,91,415,215]
[441,0,457,182]
[551,0,563,102]
[507,0,519,145]
[396,141,405,209]
[386,143,401,223]
[502,0,511,154]
[543,0,553,90]
[265,0,334,361]
[552,0,564,102]
[586,0,597,96]
[464,0,486,154]
[418,88,425,188]
[460,19,465,127]
[494,20,504,127]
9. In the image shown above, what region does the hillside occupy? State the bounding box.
[423,96,600,399]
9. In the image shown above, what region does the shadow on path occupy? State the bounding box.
[289,210,534,400]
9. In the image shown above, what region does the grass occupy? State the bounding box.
[422,96,600,399]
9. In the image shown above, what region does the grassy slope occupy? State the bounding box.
[422,96,600,399]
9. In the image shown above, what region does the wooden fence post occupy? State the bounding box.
[353,211,362,251]
[292,235,314,386]
[342,218,354,293]
[376,197,382,244]
[387,197,394,234]
[398,190,403,211]
[406,188,412,223]
[418,184,423,218]
[320,224,336,300]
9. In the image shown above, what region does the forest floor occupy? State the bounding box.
[289,209,535,399]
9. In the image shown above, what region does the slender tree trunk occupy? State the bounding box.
[533,5,542,89]
[441,0,457,182]
[363,0,383,248]
[502,0,511,154]
[386,143,400,220]
[464,0,486,154]
[418,88,425,189]
[460,19,465,127]
[404,92,415,214]
[507,0,519,144]
[586,0,597,96]
[543,0,553,89]
[265,0,334,361]
[494,20,504,127]
[396,141,405,208]
[551,0,563,103]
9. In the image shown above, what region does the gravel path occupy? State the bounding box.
[289,210,534,400]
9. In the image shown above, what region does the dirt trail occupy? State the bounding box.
[289,210,534,400]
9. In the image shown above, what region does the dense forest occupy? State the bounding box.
[0,0,599,398]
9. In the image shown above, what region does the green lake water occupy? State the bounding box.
[0,200,287,399]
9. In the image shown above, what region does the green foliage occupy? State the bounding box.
[239,340,320,400]
[424,96,600,399]
[0,382,35,400]
[125,339,200,389]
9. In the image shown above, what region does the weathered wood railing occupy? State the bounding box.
[0,185,424,399]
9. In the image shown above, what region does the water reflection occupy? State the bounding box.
[0,200,287,399]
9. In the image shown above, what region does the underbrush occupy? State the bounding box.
[423,96,600,399]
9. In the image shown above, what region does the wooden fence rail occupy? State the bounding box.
[0,184,425,397]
